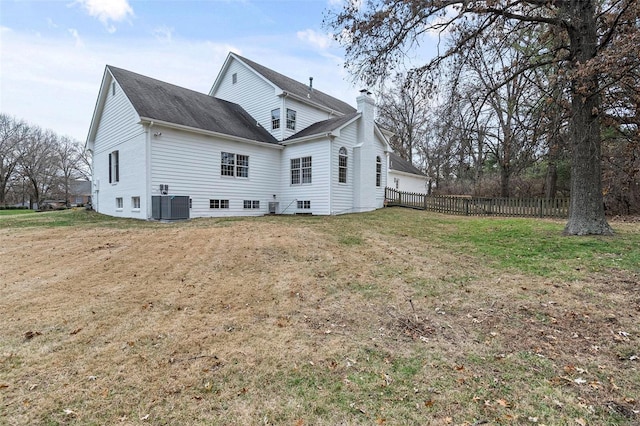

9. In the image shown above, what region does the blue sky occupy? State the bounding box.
[0,0,370,141]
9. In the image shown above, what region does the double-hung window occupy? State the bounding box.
[109,150,119,183]
[271,109,280,130]
[221,152,249,178]
[338,147,347,183]
[291,156,311,185]
[376,156,382,187]
[286,109,296,130]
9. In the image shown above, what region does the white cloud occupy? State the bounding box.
[297,29,333,50]
[0,28,360,142]
[152,26,173,43]
[73,0,134,32]
[0,29,231,140]
[68,28,84,47]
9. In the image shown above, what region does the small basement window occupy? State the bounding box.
[210,199,229,209]
[243,200,260,209]
[297,200,310,209]
[116,197,123,210]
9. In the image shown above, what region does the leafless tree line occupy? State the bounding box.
[371,3,639,216]
[0,113,90,209]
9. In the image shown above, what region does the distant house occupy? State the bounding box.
[85,52,426,219]
[388,152,428,194]
[68,180,92,206]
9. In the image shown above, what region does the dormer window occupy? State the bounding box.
[232,73,237,84]
[271,109,280,130]
[286,108,296,130]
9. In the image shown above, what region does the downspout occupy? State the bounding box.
[328,136,333,215]
[146,121,153,219]
[281,93,287,141]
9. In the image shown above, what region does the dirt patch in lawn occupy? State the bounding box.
[0,216,638,425]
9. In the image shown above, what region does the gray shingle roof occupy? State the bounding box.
[285,113,359,141]
[108,66,278,144]
[389,152,425,176]
[235,55,357,115]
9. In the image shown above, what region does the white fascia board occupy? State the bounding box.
[390,169,427,178]
[282,113,360,145]
[280,133,332,145]
[85,67,113,152]
[139,117,283,149]
[380,127,395,140]
[210,52,281,97]
[375,124,392,152]
[282,91,344,117]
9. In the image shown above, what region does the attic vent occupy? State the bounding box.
[159,184,169,195]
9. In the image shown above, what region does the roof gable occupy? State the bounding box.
[105,66,278,144]
[226,53,357,115]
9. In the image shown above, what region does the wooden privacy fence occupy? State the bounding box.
[385,187,569,218]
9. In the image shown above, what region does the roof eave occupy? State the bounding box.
[281,132,334,145]
[139,117,282,149]
[212,52,281,97]
[375,125,392,152]
[281,91,347,116]
[85,67,114,152]
[389,169,427,178]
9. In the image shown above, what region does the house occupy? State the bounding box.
[68,179,92,206]
[86,52,426,219]
[388,152,428,194]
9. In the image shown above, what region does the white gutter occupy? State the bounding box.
[138,117,284,149]
[389,169,428,178]
[281,91,349,116]
[280,132,335,146]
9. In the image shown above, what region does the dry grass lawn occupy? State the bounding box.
[0,209,638,425]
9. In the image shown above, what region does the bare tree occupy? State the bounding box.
[377,73,430,162]
[328,0,638,235]
[0,114,29,205]
[56,136,85,206]
[19,128,59,208]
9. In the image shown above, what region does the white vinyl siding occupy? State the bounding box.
[374,133,388,206]
[281,97,339,140]
[388,170,428,194]
[151,127,281,218]
[92,76,147,218]
[212,59,282,140]
[330,123,357,214]
[280,140,331,215]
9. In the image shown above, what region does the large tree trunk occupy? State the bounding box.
[563,0,613,236]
